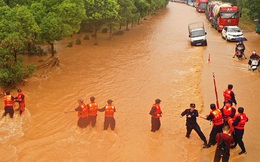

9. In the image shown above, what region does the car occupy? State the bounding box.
[221,26,246,41]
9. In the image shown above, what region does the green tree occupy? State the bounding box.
[84,0,119,44]
[133,0,149,24]
[3,0,38,7]
[0,48,36,88]
[39,12,63,56]
[29,2,47,25]
[0,5,40,61]
[0,0,6,6]
[0,5,38,88]
[58,0,86,35]
[31,0,86,56]
[118,0,137,31]
[237,0,260,20]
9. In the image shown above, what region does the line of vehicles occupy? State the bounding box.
[170,0,259,71]
[189,1,246,44]
[187,0,259,71]
[188,0,245,47]
[204,0,246,43]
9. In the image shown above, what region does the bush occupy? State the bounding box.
[0,57,27,88]
[76,38,81,45]
[67,41,73,47]
[28,45,47,56]
[84,34,89,40]
[102,27,108,33]
[23,64,37,78]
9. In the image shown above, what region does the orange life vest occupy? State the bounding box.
[222,106,232,117]
[223,89,232,102]
[211,109,223,126]
[105,105,115,118]
[4,95,14,107]
[152,104,162,118]
[234,113,248,130]
[17,92,25,111]
[88,102,98,116]
[78,103,88,118]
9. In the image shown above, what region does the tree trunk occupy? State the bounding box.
[14,50,17,62]
[126,21,129,31]
[50,43,55,57]
[94,28,98,45]
[109,25,113,39]
[119,23,122,31]
[27,42,31,54]
[109,25,112,34]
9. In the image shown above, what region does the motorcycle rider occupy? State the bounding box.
[233,41,247,59]
[248,50,260,69]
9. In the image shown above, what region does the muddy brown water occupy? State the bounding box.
[1,2,260,162]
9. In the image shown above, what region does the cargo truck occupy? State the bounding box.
[212,3,240,31]
[196,0,208,13]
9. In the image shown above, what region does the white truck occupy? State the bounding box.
[188,22,207,46]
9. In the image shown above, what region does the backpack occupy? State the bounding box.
[217,133,230,156]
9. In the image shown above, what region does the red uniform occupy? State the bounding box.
[105,105,115,117]
[16,92,25,114]
[211,109,224,126]
[4,95,14,107]
[75,103,89,128]
[227,118,234,134]
[98,103,116,130]
[223,89,232,102]
[3,94,15,118]
[88,102,98,116]
[234,113,248,130]
[87,102,99,127]
[150,103,162,132]
[77,103,88,118]
[151,104,162,118]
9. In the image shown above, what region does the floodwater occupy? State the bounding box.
[1,2,260,162]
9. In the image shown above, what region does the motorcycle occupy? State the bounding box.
[234,46,246,59]
[249,58,260,71]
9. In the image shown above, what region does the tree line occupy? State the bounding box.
[0,0,169,89]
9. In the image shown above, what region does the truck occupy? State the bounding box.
[205,1,222,21]
[188,22,207,46]
[212,3,240,31]
[196,0,208,13]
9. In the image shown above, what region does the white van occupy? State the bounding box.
[188,22,207,46]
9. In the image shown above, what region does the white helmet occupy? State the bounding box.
[252,50,256,54]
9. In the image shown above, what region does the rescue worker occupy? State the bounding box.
[149,99,162,132]
[227,117,234,135]
[213,124,234,162]
[220,100,236,123]
[14,89,25,115]
[231,107,248,155]
[248,50,260,69]
[87,96,98,127]
[98,99,116,131]
[2,91,15,119]
[204,103,224,148]
[74,99,89,128]
[223,84,237,106]
[180,103,207,147]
